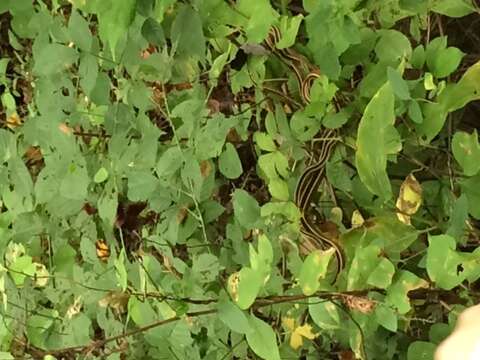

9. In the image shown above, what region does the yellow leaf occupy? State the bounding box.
[282,317,318,350]
[396,173,422,225]
[282,316,295,331]
[6,112,22,129]
[351,210,365,228]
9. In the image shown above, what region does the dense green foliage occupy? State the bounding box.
[0,0,480,359]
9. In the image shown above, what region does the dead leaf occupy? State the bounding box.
[66,296,82,319]
[98,291,130,314]
[343,295,376,314]
[95,239,110,262]
[396,173,422,225]
[58,122,73,135]
[200,160,212,178]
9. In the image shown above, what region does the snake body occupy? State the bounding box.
[264,26,345,282]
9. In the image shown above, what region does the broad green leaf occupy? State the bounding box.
[387,67,410,100]
[156,147,184,177]
[79,53,99,96]
[375,305,397,332]
[232,189,261,229]
[217,297,252,334]
[408,100,423,124]
[460,174,480,219]
[385,270,428,314]
[407,341,436,360]
[59,163,89,201]
[426,234,465,289]
[97,0,136,58]
[26,308,57,348]
[367,258,395,289]
[375,30,412,63]
[127,170,157,201]
[276,15,303,49]
[411,45,426,69]
[428,46,464,78]
[268,178,289,201]
[94,167,109,183]
[260,201,301,223]
[452,130,480,176]
[309,300,340,330]
[141,17,165,46]
[355,83,400,200]
[68,10,92,51]
[9,255,35,286]
[254,132,276,152]
[219,143,243,179]
[128,296,158,326]
[237,0,277,43]
[432,0,475,17]
[251,234,273,275]
[299,248,335,296]
[33,44,78,76]
[229,268,263,309]
[171,4,205,61]
[447,194,468,242]
[347,243,382,291]
[245,315,281,360]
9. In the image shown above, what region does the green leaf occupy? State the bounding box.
[387,67,410,100]
[429,47,464,78]
[233,267,263,309]
[385,270,428,314]
[9,256,35,286]
[367,258,395,289]
[299,248,335,296]
[411,45,426,69]
[59,163,89,201]
[171,4,205,61]
[33,44,78,76]
[219,143,243,179]
[141,17,165,46]
[245,315,281,360]
[127,170,157,201]
[447,194,468,242]
[68,10,92,51]
[94,167,109,183]
[237,0,277,43]
[426,234,465,290]
[268,178,289,201]
[355,83,400,200]
[452,130,480,176]
[254,132,277,152]
[276,15,303,49]
[432,0,475,17]
[407,341,436,360]
[461,174,480,219]
[408,100,423,124]
[232,189,261,229]
[98,191,118,226]
[217,297,252,334]
[309,300,340,330]
[156,147,184,177]
[79,53,99,97]
[114,249,128,291]
[97,0,136,58]
[375,30,412,63]
[375,305,398,332]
